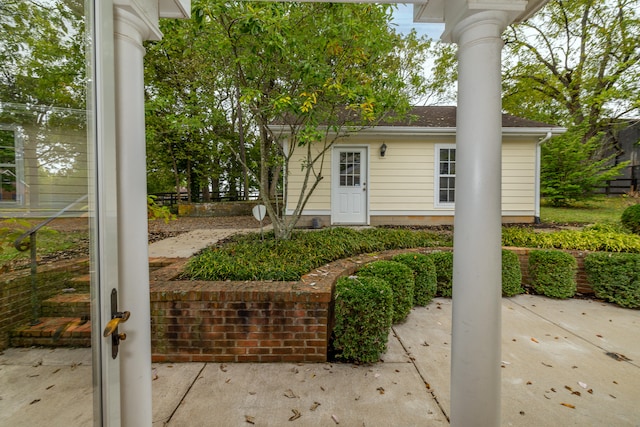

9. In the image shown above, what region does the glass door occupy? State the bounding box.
[0,1,120,425]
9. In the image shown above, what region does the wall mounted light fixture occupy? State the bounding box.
[380,143,387,157]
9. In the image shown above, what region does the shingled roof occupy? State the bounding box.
[381,106,560,128]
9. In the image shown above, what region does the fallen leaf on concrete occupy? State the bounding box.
[596,334,603,338]
[310,402,321,411]
[588,389,593,394]
[331,414,340,424]
[421,341,430,347]
[526,381,532,385]
[376,387,385,395]
[220,364,228,372]
[52,368,60,374]
[531,337,539,343]
[46,385,54,390]
[289,409,301,421]
[245,415,255,424]
[606,352,631,362]
[560,403,575,409]
[30,399,41,405]
[284,389,298,399]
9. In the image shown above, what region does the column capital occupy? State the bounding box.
[414,0,550,43]
[450,10,509,47]
[114,0,163,41]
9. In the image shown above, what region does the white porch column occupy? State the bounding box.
[450,11,509,427]
[113,5,159,426]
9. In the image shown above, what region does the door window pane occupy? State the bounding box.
[339,151,361,187]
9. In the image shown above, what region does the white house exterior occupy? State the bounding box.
[280,106,564,227]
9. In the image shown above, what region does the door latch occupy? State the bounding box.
[103,288,130,359]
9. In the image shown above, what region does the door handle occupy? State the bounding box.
[103,311,130,337]
[103,288,129,359]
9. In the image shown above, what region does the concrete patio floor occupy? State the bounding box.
[1,294,638,426]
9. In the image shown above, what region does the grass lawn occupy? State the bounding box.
[540,195,638,225]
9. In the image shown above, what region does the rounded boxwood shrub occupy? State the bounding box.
[357,260,415,323]
[392,253,437,306]
[528,250,577,299]
[502,250,524,297]
[332,276,394,363]
[584,252,640,309]
[426,251,454,297]
[621,204,640,234]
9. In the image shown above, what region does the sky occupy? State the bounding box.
[391,4,445,40]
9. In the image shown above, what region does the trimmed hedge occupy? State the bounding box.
[332,276,394,363]
[528,250,577,299]
[502,250,524,297]
[392,253,437,306]
[426,251,454,297]
[621,204,640,235]
[357,260,415,323]
[584,252,640,309]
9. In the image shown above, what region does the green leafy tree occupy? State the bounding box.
[503,0,640,136]
[541,125,629,206]
[194,1,430,239]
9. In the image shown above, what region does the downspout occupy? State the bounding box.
[535,131,553,223]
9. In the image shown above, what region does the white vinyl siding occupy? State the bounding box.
[501,139,536,212]
[285,133,538,219]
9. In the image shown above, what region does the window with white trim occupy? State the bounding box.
[0,128,19,204]
[435,144,455,207]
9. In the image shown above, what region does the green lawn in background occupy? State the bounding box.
[540,196,638,225]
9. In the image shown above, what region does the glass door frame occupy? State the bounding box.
[89,1,122,425]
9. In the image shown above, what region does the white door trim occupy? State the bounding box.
[331,146,369,225]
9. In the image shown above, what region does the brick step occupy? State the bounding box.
[10,317,92,348]
[41,293,91,318]
[68,274,91,292]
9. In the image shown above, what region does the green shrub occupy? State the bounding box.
[528,250,577,299]
[621,204,640,234]
[584,252,640,309]
[332,276,394,363]
[185,227,448,281]
[502,226,640,253]
[357,260,415,323]
[502,250,524,297]
[392,253,437,306]
[426,251,454,297]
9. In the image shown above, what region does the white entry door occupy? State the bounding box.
[332,147,368,224]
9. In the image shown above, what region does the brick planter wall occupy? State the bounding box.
[148,250,424,363]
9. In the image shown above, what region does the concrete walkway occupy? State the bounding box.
[148,227,271,258]
[1,295,638,426]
